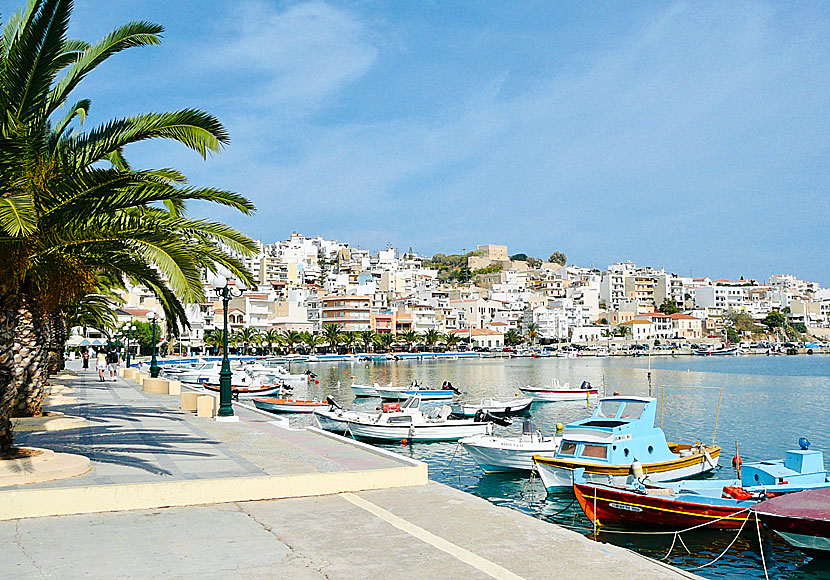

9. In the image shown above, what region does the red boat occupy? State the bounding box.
[572,469,754,530]
[753,487,830,556]
[203,383,283,396]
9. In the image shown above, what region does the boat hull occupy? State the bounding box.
[253,398,328,413]
[347,421,491,442]
[519,388,599,402]
[351,384,379,397]
[376,388,454,400]
[573,480,751,530]
[203,384,284,397]
[535,446,721,490]
[450,398,533,417]
[461,435,559,472]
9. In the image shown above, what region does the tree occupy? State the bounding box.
[203,329,223,355]
[762,311,786,331]
[261,329,283,354]
[422,329,441,352]
[237,328,260,355]
[373,332,395,352]
[400,330,419,352]
[658,300,680,315]
[548,251,567,266]
[444,333,462,350]
[524,323,539,346]
[341,331,358,354]
[322,324,342,353]
[282,330,303,354]
[358,330,375,353]
[504,329,522,346]
[0,1,256,452]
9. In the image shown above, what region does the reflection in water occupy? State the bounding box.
[286,355,830,579]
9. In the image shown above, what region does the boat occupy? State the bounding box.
[533,396,721,491]
[202,373,287,397]
[461,419,561,472]
[595,347,610,358]
[314,396,494,442]
[693,345,740,356]
[307,354,359,362]
[572,441,828,530]
[175,361,225,383]
[375,380,460,400]
[519,379,598,402]
[450,397,533,417]
[753,486,830,556]
[239,361,310,382]
[252,397,329,413]
[350,382,380,397]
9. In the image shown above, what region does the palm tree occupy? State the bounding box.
[444,332,462,351]
[373,332,395,353]
[400,330,419,352]
[237,327,260,355]
[282,330,303,354]
[322,324,342,354]
[422,329,441,352]
[0,1,257,450]
[504,329,522,347]
[261,329,283,355]
[306,334,326,354]
[525,323,539,347]
[341,331,358,354]
[203,329,223,355]
[358,330,375,354]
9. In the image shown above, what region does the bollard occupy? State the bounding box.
[142,378,170,394]
[196,395,217,418]
[167,380,181,396]
[180,392,201,411]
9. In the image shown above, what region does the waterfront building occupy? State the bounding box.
[319,295,372,331]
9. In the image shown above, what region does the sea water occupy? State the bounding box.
[290,355,830,580]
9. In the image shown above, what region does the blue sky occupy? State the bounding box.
[35,1,830,282]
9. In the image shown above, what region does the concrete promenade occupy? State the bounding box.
[1,361,700,579]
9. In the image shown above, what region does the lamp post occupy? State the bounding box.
[124,324,136,367]
[211,273,246,418]
[147,309,164,378]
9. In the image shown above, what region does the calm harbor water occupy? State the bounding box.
[286,355,830,580]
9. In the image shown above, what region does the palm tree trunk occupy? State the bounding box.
[12,296,48,418]
[0,292,17,454]
[46,313,67,373]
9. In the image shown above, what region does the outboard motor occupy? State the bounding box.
[326,396,341,410]
[580,380,592,390]
[474,410,512,427]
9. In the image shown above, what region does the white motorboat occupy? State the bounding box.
[239,361,309,382]
[450,397,533,417]
[520,379,599,402]
[314,396,493,442]
[350,382,380,397]
[176,361,241,384]
[375,380,460,401]
[461,420,561,472]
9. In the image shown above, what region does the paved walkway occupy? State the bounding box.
[0,361,700,580]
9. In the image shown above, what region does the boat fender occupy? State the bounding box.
[722,486,752,500]
[631,459,645,481]
[556,423,564,433]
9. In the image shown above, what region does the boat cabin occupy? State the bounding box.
[742,449,827,488]
[554,397,677,465]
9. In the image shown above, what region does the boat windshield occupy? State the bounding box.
[596,400,623,418]
[580,444,609,459]
[619,401,647,420]
[558,441,577,456]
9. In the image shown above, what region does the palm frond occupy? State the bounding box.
[0,193,37,236]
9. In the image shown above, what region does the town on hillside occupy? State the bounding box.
[88,235,829,356]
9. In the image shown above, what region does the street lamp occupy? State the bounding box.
[211,273,246,419]
[147,308,165,378]
[124,324,136,367]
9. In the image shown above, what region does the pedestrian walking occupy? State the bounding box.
[96,351,107,382]
[82,348,89,369]
[106,348,120,382]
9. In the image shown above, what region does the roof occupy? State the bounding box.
[620,319,653,325]
[123,307,152,317]
[668,313,700,320]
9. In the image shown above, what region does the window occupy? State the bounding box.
[581,445,608,459]
[597,401,622,418]
[558,442,577,456]
[620,402,647,420]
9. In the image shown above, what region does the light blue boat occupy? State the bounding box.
[533,396,721,490]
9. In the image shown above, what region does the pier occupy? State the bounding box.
[0,360,702,579]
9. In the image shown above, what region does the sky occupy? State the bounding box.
[12,1,830,283]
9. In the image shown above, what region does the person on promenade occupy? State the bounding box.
[106,348,120,382]
[81,348,89,370]
[96,351,107,382]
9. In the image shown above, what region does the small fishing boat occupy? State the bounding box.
[572,441,828,530]
[520,379,598,402]
[350,382,380,397]
[252,397,329,413]
[461,420,561,472]
[375,380,460,400]
[202,376,286,397]
[314,396,494,442]
[693,345,740,356]
[753,486,830,556]
[533,396,720,491]
[450,397,533,417]
[239,362,310,382]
